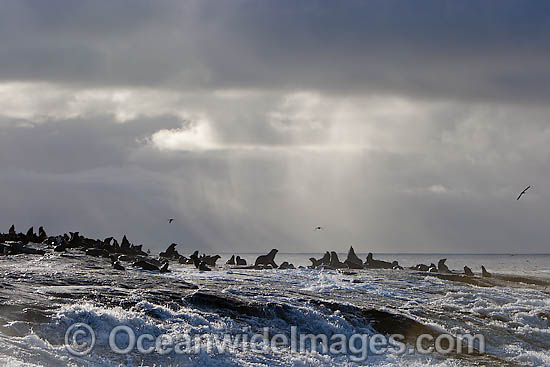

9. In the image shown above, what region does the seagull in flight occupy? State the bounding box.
[517,186,531,201]
[168,218,174,224]
[314,226,323,231]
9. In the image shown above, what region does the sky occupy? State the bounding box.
[1,0,550,254]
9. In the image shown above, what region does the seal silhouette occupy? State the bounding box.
[226,255,236,265]
[344,246,364,269]
[254,249,278,268]
[364,253,393,269]
[481,265,491,278]
[438,259,451,273]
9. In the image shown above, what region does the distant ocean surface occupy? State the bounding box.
[227,253,550,278]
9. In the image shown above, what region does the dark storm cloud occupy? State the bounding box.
[1,0,550,102]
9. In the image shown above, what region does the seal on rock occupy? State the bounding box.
[411,264,429,272]
[364,253,393,269]
[278,261,295,270]
[198,261,212,271]
[38,227,47,242]
[329,252,347,269]
[309,257,322,268]
[132,260,160,271]
[344,246,364,269]
[160,243,180,260]
[202,255,221,267]
[392,261,404,270]
[254,249,278,268]
[481,265,491,278]
[438,259,451,273]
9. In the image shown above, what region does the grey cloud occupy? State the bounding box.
[0,114,181,174]
[1,106,550,253]
[1,1,549,102]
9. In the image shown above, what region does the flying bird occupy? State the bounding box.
[517,186,531,201]
[314,226,323,231]
[168,218,174,224]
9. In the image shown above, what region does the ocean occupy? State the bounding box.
[0,251,549,366]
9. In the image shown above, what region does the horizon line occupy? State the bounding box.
[213,252,550,256]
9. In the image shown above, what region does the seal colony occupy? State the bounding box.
[0,225,496,279]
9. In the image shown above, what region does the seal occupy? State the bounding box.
[392,261,404,270]
[25,227,38,243]
[132,260,160,271]
[121,235,131,250]
[8,225,17,241]
[160,243,180,260]
[86,248,109,258]
[226,255,236,265]
[38,226,47,242]
[329,252,347,269]
[481,265,491,278]
[309,252,331,268]
[236,256,247,265]
[364,253,393,269]
[437,259,451,273]
[412,264,430,272]
[344,246,364,269]
[198,261,212,271]
[309,257,323,268]
[202,255,221,267]
[279,261,295,270]
[464,266,474,276]
[320,252,331,266]
[254,249,278,268]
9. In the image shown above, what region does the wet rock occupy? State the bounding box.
[392,261,404,270]
[198,261,211,271]
[132,260,160,271]
[86,248,109,258]
[278,261,295,270]
[112,261,125,271]
[412,264,429,272]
